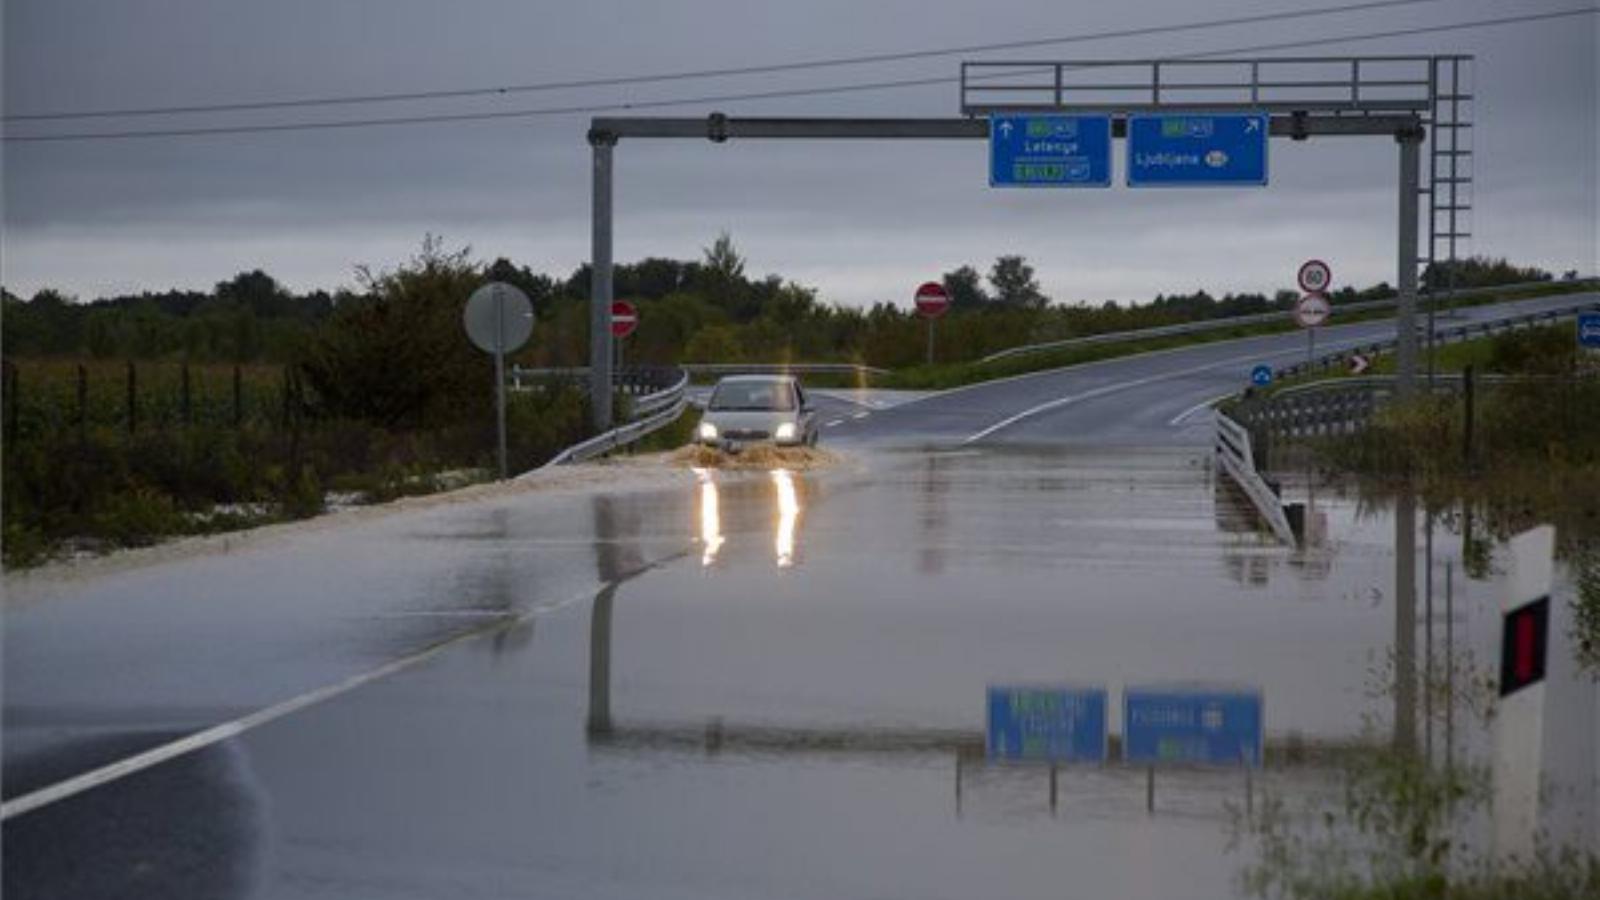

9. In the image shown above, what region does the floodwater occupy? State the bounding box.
[5,445,1596,899]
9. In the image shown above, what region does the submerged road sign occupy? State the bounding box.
[989,115,1112,188]
[1124,687,1264,767]
[986,685,1108,762]
[1127,112,1269,187]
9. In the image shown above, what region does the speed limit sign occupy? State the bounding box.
[1297,259,1333,294]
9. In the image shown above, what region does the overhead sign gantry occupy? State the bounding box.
[583,55,1470,430]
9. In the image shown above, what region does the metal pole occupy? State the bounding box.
[1424,509,1434,764]
[1445,559,1455,781]
[1395,127,1423,398]
[1394,488,1418,755]
[494,286,509,480]
[926,319,935,366]
[590,133,616,432]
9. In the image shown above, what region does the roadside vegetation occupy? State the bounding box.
[1,238,1581,567]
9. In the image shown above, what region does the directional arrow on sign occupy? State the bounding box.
[1348,354,1370,375]
[998,121,1013,138]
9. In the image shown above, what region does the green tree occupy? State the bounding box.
[300,236,490,428]
[988,255,1048,309]
[942,265,990,310]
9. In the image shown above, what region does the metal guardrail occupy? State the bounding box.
[681,362,889,378]
[511,364,682,396]
[532,390,690,471]
[1215,411,1296,546]
[1273,295,1600,380]
[980,279,1596,365]
[1234,373,1534,442]
[630,368,689,417]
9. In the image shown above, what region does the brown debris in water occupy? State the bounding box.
[670,444,838,470]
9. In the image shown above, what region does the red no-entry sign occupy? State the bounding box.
[611,299,638,338]
[914,281,950,319]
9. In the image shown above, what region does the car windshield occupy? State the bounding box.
[709,381,794,411]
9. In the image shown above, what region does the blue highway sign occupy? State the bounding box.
[1124,687,1264,767]
[1578,312,1600,350]
[1128,112,1269,187]
[1251,364,1273,386]
[989,115,1112,188]
[987,685,1108,762]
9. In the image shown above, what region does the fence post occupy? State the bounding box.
[77,363,88,443]
[126,361,137,436]
[181,362,192,426]
[233,365,243,429]
[280,367,291,430]
[4,361,18,443]
[1461,364,1475,466]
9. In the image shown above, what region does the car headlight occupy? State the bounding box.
[775,423,797,441]
[698,422,718,440]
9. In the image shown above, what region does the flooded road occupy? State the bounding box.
[7,445,1536,900]
[5,294,1598,898]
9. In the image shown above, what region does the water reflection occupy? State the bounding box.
[773,469,799,568]
[693,468,805,569]
[694,468,725,567]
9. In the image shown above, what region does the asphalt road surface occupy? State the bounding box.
[4,292,1596,899]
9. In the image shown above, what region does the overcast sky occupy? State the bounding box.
[2,0,1596,308]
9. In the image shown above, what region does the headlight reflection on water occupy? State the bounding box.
[772,468,799,568]
[693,467,802,569]
[694,468,724,567]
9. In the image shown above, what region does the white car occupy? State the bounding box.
[697,375,819,449]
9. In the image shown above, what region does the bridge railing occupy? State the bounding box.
[1272,296,1600,381]
[1215,410,1297,545]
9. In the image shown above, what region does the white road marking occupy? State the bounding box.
[0,552,688,821]
[962,343,1325,445]
[825,419,845,428]
[1167,392,1235,427]
[852,412,870,420]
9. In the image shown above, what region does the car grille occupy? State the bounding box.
[723,429,771,440]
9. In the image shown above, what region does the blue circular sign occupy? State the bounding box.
[1250,364,1273,386]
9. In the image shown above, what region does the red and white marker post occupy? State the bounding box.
[1493,525,1555,864]
[914,281,951,365]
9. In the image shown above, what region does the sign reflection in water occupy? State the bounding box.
[693,468,802,568]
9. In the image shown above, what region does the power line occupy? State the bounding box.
[2,0,1463,122]
[4,6,1592,144]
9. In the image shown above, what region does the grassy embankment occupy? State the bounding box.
[878,281,1590,390]
[1,359,587,567]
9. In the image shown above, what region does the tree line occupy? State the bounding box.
[3,236,1570,388]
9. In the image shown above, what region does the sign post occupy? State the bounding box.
[464,282,535,480]
[611,298,638,374]
[914,281,951,365]
[1295,293,1332,373]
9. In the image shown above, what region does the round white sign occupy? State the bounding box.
[1295,293,1332,328]
[1297,259,1333,294]
[463,282,534,354]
